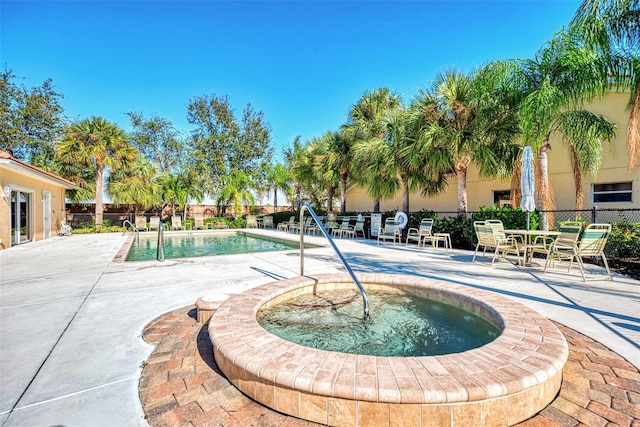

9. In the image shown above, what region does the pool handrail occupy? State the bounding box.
[122,219,139,242]
[300,203,369,318]
[156,222,165,262]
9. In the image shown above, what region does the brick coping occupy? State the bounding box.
[139,305,640,426]
[208,274,569,425]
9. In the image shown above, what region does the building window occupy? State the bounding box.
[592,182,632,203]
[493,190,511,207]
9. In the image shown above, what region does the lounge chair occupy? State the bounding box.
[352,217,367,238]
[171,215,185,230]
[246,215,258,228]
[377,218,400,246]
[148,216,161,231]
[135,215,147,231]
[277,216,295,231]
[213,218,228,229]
[59,218,73,236]
[406,218,434,247]
[193,216,207,230]
[544,223,612,281]
[261,216,274,229]
[332,217,351,238]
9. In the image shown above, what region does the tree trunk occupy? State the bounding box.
[95,165,104,226]
[402,180,410,214]
[455,166,468,213]
[340,173,347,214]
[568,144,584,211]
[537,134,552,230]
[627,79,640,170]
[373,199,380,213]
[326,187,334,213]
[273,185,278,214]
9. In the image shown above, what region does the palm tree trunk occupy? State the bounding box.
[537,134,553,230]
[569,144,584,210]
[402,180,410,214]
[373,199,380,213]
[340,173,347,214]
[273,185,278,214]
[455,166,467,213]
[627,80,640,170]
[326,187,334,213]
[95,165,104,226]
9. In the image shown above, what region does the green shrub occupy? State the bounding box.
[606,220,640,259]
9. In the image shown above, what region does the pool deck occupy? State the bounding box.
[0,229,638,426]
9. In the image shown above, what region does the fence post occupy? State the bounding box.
[592,206,597,223]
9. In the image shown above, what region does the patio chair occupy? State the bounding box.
[544,223,612,281]
[171,215,185,230]
[59,218,73,236]
[148,216,161,231]
[377,218,400,246]
[352,217,367,238]
[304,216,320,235]
[324,214,338,233]
[135,215,147,231]
[193,216,207,230]
[246,215,258,228]
[406,218,434,247]
[277,216,295,231]
[472,220,523,267]
[332,217,351,238]
[213,218,228,229]
[530,221,582,259]
[261,216,274,229]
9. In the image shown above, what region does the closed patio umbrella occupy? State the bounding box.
[520,146,535,230]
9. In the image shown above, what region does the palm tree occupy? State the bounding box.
[320,131,350,214]
[342,88,402,212]
[217,169,255,219]
[265,163,293,214]
[108,155,160,214]
[156,173,190,217]
[307,134,339,213]
[353,107,446,214]
[412,68,521,213]
[57,117,136,226]
[507,30,616,224]
[571,0,640,169]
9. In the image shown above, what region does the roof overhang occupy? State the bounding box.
[0,154,76,190]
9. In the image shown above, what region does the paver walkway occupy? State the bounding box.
[139,305,640,427]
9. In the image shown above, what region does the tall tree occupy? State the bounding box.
[57,117,136,226]
[507,30,615,225]
[265,163,293,213]
[0,68,65,161]
[217,169,256,218]
[571,0,640,169]
[412,68,520,213]
[321,131,351,214]
[342,88,402,212]
[307,135,339,213]
[126,111,185,174]
[186,94,273,196]
[108,155,160,214]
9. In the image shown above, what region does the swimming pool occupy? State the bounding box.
[125,231,307,261]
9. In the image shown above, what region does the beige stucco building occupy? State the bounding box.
[346,92,639,213]
[0,151,76,250]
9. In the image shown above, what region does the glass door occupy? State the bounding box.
[10,190,32,246]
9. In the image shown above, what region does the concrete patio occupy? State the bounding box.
[0,230,638,426]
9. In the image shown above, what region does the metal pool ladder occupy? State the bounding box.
[122,219,139,242]
[299,203,369,318]
[156,222,165,262]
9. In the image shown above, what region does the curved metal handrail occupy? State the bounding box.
[299,203,369,318]
[122,219,139,242]
[156,222,165,262]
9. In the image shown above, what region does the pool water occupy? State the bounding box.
[125,232,302,261]
[257,288,501,357]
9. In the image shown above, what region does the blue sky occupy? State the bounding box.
[2,1,580,161]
